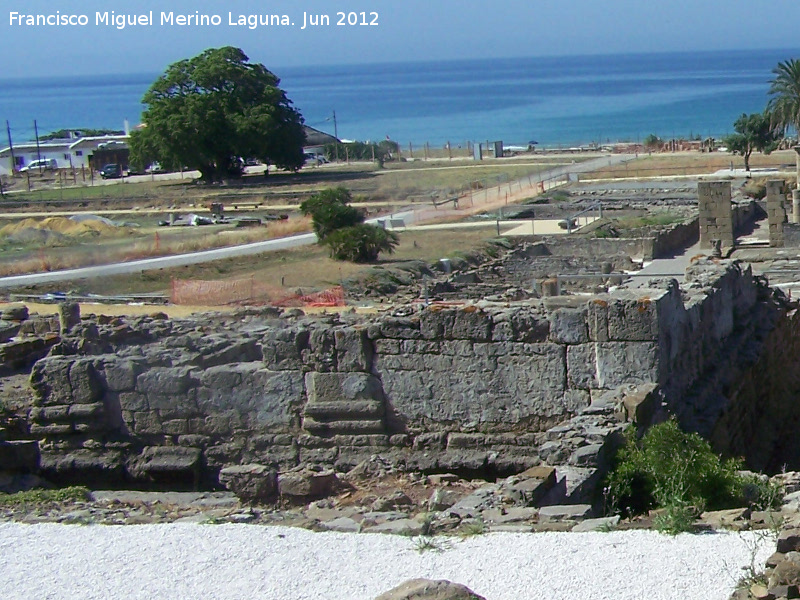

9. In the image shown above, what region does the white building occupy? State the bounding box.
[0,134,129,176]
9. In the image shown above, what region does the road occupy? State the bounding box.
[0,156,634,289]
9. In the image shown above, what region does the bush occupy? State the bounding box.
[299,187,364,239]
[324,224,399,262]
[605,419,749,519]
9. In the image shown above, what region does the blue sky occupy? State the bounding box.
[2,0,800,78]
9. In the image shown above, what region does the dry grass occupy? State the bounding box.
[587,150,798,180]
[10,229,492,297]
[0,216,313,277]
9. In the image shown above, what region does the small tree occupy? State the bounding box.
[723,112,782,171]
[643,134,662,151]
[300,187,364,239]
[323,224,399,262]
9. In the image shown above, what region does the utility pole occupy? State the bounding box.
[332,110,339,163]
[6,121,16,173]
[34,120,42,173]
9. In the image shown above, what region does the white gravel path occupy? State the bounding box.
[0,523,773,600]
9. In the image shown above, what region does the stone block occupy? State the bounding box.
[128,446,201,487]
[278,469,338,498]
[567,344,597,389]
[303,400,385,420]
[607,296,660,341]
[549,308,588,344]
[196,366,304,428]
[29,405,70,423]
[538,504,592,522]
[334,326,373,372]
[136,367,195,395]
[218,464,278,503]
[587,299,610,342]
[595,342,658,388]
[419,306,491,341]
[261,326,308,371]
[490,308,550,343]
[102,358,145,393]
[305,372,384,404]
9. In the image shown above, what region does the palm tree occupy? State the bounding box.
[768,58,800,189]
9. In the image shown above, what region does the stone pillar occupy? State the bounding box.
[58,302,81,334]
[766,180,786,248]
[793,189,800,225]
[698,181,733,250]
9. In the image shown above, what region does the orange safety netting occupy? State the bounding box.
[171,277,346,307]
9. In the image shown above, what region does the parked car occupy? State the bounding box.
[19,158,57,172]
[100,164,123,179]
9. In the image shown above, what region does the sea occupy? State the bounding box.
[1,47,799,149]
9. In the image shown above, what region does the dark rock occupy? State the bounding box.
[218,464,277,504]
[278,469,338,499]
[373,579,486,600]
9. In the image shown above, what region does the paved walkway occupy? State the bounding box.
[624,241,702,289]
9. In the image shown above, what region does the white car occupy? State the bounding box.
[19,158,58,172]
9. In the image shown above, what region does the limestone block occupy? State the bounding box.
[128,446,201,485]
[196,365,304,428]
[549,308,589,344]
[305,372,384,404]
[301,327,336,372]
[490,308,550,342]
[102,358,145,393]
[567,344,597,389]
[66,360,103,404]
[607,296,660,341]
[30,357,73,406]
[29,405,70,422]
[218,464,277,503]
[197,339,261,368]
[446,433,486,449]
[117,392,149,412]
[334,327,374,372]
[374,339,402,355]
[136,366,195,395]
[261,326,308,371]
[595,342,658,388]
[587,299,610,342]
[278,469,338,498]
[370,316,421,340]
[419,306,492,341]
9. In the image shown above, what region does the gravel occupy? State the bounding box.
[0,523,773,600]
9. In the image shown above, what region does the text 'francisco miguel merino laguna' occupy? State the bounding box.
[9,11,379,30]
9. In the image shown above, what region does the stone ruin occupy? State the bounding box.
[2,251,800,515]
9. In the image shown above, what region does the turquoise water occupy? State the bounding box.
[1,48,798,147]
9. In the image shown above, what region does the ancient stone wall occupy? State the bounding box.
[767,180,788,248]
[699,181,734,250]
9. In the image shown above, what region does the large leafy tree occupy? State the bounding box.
[130,47,305,183]
[768,58,800,187]
[722,112,782,171]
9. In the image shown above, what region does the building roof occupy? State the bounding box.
[303,126,338,147]
[0,135,130,157]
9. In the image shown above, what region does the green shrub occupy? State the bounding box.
[299,187,364,239]
[0,486,91,506]
[323,224,399,262]
[606,419,747,518]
